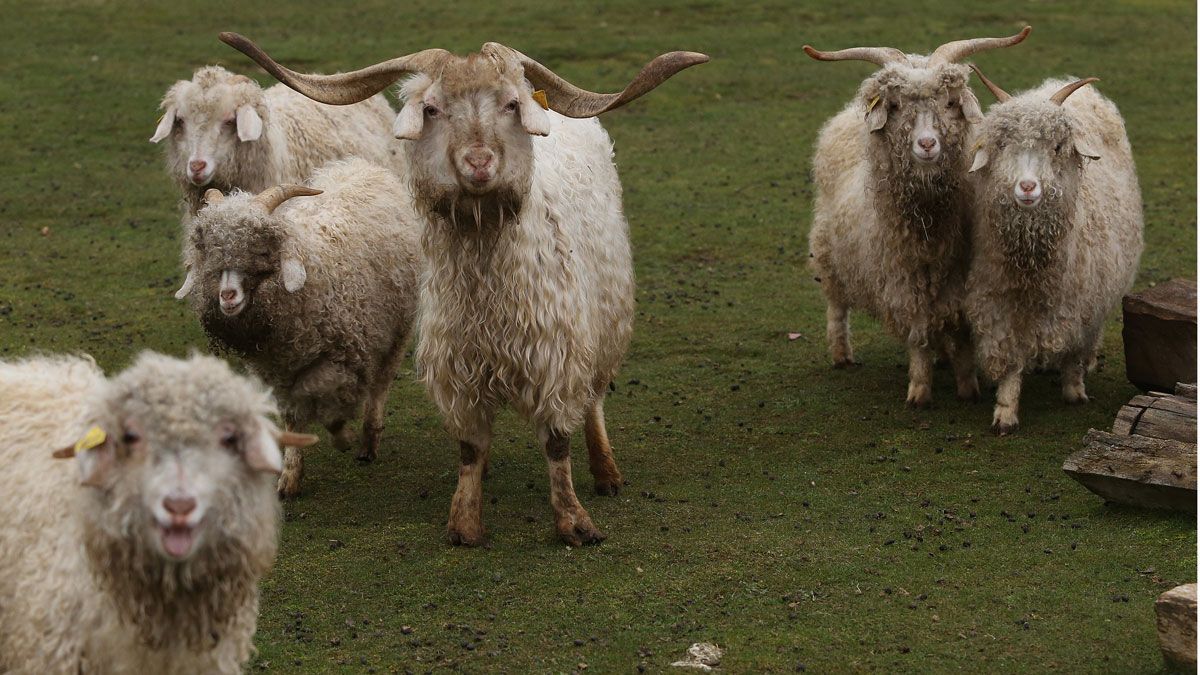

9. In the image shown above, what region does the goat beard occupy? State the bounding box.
[416,184,525,236]
[197,296,276,358]
[83,511,275,652]
[984,185,1073,276]
[872,137,967,241]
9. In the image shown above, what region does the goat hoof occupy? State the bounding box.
[992,420,1019,436]
[277,480,302,497]
[556,509,605,546]
[905,395,932,409]
[594,480,621,497]
[276,475,302,499]
[354,450,376,464]
[447,525,486,547]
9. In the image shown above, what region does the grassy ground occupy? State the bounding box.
[0,0,1195,672]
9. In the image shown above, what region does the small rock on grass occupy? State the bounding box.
[671,643,723,670]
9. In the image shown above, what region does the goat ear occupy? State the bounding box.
[281,257,306,293]
[865,101,887,133]
[150,107,175,143]
[58,426,115,487]
[174,269,196,300]
[245,424,283,475]
[236,105,263,142]
[1075,141,1101,161]
[519,89,551,137]
[961,95,983,124]
[969,148,989,173]
[393,98,425,140]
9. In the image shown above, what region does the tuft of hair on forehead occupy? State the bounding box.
[399,73,434,102]
[162,65,263,112]
[866,62,970,100]
[433,53,525,96]
[192,65,256,89]
[104,351,277,441]
[192,190,286,265]
[984,101,1073,144]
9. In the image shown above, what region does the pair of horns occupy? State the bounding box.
[203,185,322,213]
[218,32,709,118]
[970,64,1099,105]
[803,25,1031,67]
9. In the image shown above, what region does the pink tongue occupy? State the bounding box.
[162,528,194,558]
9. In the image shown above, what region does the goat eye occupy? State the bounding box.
[121,430,140,445]
[504,100,519,113]
[173,117,184,129]
[219,429,239,450]
[1055,142,1064,154]
[424,105,440,119]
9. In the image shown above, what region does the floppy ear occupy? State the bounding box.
[53,426,116,487]
[174,269,196,300]
[244,424,284,475]
[393,98,425,140]
[150,107,175,143]
[865,100,887,133]
[1075,142,1101,161]
[236,105,263,142]
[281,257,306,293]
[518,89,550,136]
[969,148,989,173]
[961,95,983,124]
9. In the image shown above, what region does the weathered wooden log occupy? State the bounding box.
[1157,583,1197,669]
[1123,279,1197,392]
[1111,390,1197,444]
[1062,430,1196,511]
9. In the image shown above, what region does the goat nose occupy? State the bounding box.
[220,289,237,302]
[163,495,197,517]
[1019,180,1037,193]
[917,137,937,151]
[465,148,493,170]
[188,160,207,174]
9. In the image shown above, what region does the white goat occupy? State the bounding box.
[804,28,1030,406]
[150,65,404,271]
[220,32,706,545]
[0,352,315,673]
[965,68,1144,433]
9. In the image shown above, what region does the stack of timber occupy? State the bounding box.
[1063,383,1196,511]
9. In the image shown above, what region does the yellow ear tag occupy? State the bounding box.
[75,426,106,453]
[531,90,549,110]
[867,96,880,112]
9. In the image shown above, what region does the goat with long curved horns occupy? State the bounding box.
[221,33,707,547]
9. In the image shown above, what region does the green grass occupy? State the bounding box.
[1,0,1195,672]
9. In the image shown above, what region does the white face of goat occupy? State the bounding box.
[863,69,982,169]
[398,65,547,198]
[969,103,1101,210]
[57,394,294,562]
[150,82,265,187]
